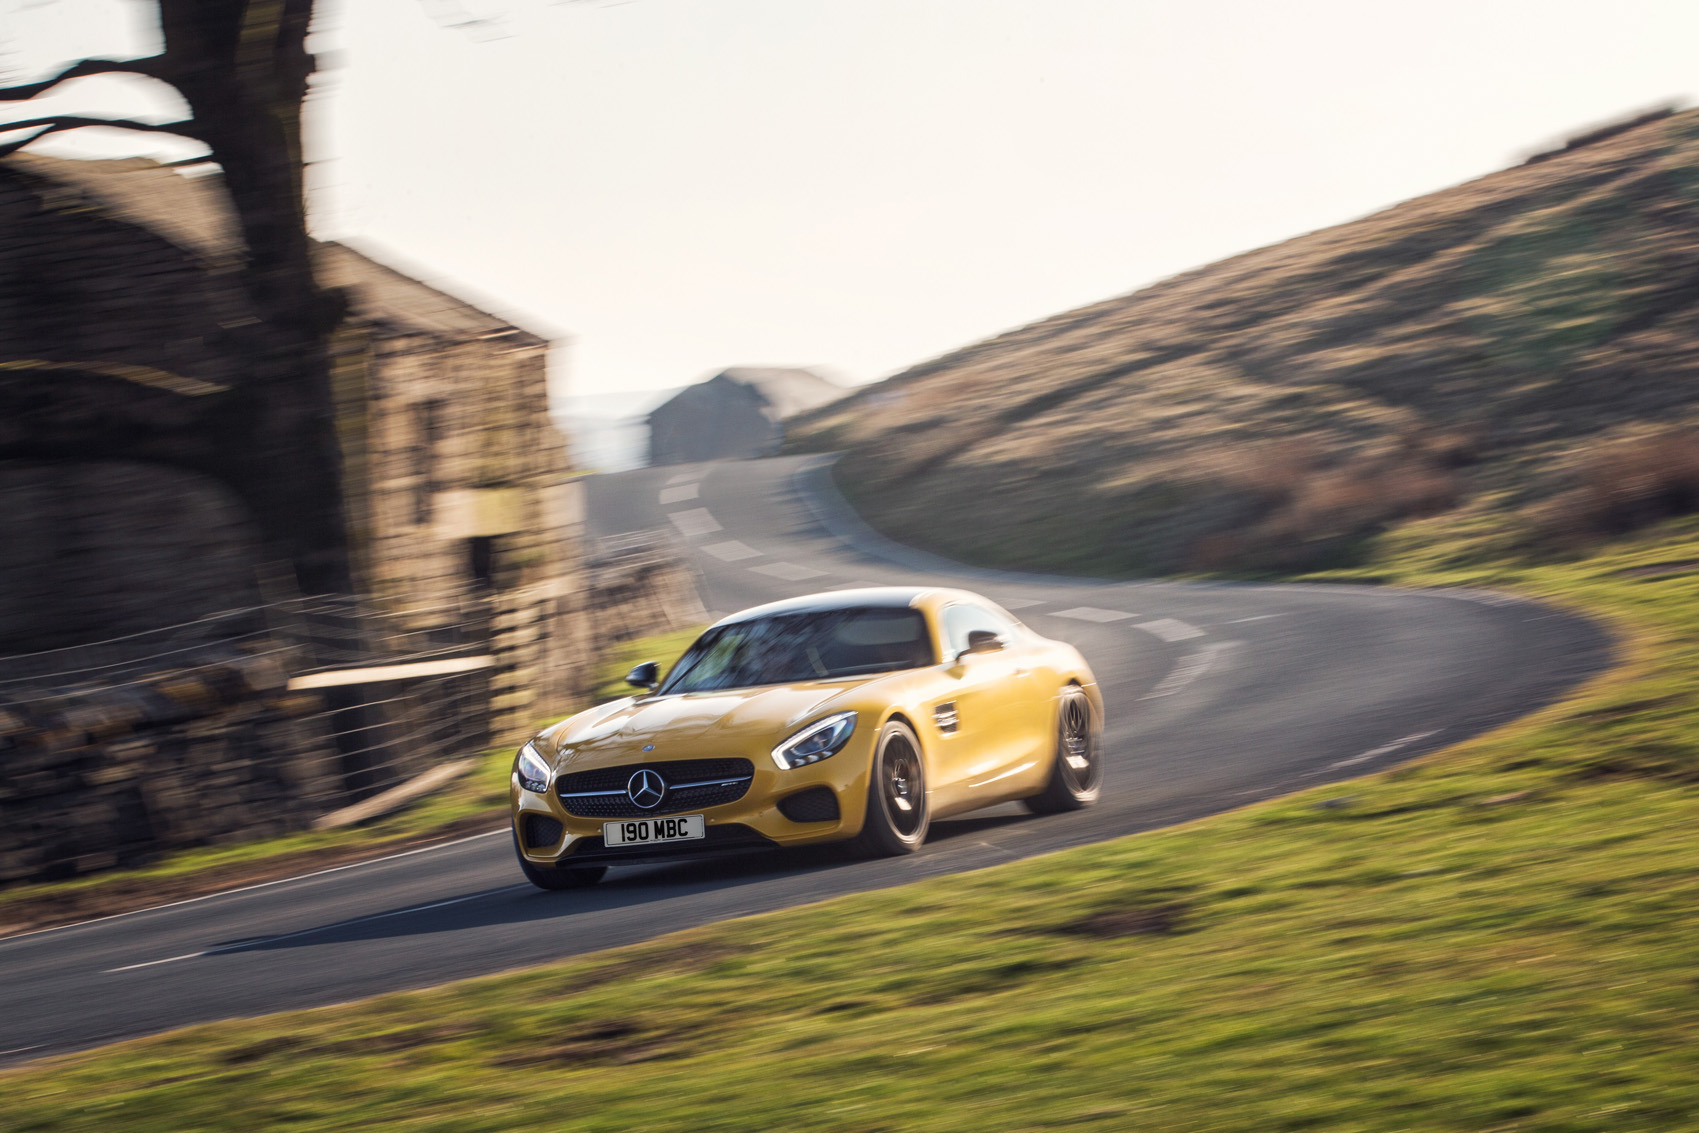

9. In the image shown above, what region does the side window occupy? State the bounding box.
[942,603,1016,657]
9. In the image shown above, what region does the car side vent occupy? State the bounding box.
[933,701,959,734]
[778,786,840,824]
[522,814,564,851]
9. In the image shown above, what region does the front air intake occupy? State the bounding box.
[778,786,840,824]
[522,814,564,851]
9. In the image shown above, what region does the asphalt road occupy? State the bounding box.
[0,455,1611,1065]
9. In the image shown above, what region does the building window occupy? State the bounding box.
[469,535,497,589]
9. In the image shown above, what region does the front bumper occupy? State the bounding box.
[509,732,875,867]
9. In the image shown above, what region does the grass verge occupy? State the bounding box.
[0,628,707,939]
[8,529,1699,1130]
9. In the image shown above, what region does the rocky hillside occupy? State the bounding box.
[789,108,1699,575]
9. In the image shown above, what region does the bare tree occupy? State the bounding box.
[0,0,352,594]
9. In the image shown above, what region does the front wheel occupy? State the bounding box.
[1023,686,1102,814]
[513,829,607,890]
[851,719,930,856]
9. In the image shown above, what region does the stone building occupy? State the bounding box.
[648,366,844,465]
[317,240,585,732]
[0,153,589,881]
[0,153,582,728]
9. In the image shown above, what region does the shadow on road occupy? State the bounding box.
[210,811,1043,955]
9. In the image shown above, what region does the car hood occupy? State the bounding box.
[542,680,869,769]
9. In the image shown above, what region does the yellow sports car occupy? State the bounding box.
[510,586,1104,889]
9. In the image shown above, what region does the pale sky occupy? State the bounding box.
[7,0,1699,402]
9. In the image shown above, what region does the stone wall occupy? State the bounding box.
[581,535,709,654]
[0,651,339,884]
[0,595,505,886]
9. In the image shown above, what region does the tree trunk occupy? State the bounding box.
[156,0,353,595]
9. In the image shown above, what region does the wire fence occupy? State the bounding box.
[0,590,497,804]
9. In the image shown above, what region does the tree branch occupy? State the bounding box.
[0,115,203,158]
[0,57,164,102]
[0,126,55,159]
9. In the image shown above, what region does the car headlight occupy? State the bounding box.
[516,741,552,794]
[772,711,857,770]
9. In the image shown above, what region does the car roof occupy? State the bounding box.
[712,586,940,626]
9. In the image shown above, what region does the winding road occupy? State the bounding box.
[0,455,1610,1064]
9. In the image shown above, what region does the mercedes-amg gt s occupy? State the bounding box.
[510,587,1103,889]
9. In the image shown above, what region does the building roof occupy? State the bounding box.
[715,367,845,419]
[316,240,545,345]
[2,153,549,346]
[4,152,242,265]
[650,367,844,425]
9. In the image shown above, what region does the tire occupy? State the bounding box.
[851,719,930,856]
[512,829,607,890]
[1023,685,1103,814]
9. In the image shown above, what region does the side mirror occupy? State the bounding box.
[958,630,1004,660]
[626,660,660,691]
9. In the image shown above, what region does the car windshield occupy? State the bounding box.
[658,607,934,693]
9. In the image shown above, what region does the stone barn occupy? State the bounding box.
[0,153,588,881]
[648,366,844,465]
[0,154,582,716]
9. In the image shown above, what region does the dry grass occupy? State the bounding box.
[1536,428,1699,548]
[789,109,1699,578]
[1184,433,1467,572]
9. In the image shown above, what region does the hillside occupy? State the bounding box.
[789,108,1699,575]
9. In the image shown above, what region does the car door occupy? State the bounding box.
[932,602,1042,805]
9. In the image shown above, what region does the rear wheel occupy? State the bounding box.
[852,719,930,856]
[1023,686,1102,813]
[513,829,607,890]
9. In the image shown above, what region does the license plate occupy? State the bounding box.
[603,814,706,847]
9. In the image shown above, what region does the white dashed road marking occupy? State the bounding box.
[1229,613,1288,624]
[702,540,762,562]
[667,508,722,538]
[996,597,1044,610]
[1142,641,1237,699]
[749,562,827,581]
[658,483,699,504]
[1135,618,1204,642]
[1050,607,1136,623]
[1326,730,1441,771]
[106,950,209,973]
[666,471,699,485]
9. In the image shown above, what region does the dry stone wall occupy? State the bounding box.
[0,650,340,884]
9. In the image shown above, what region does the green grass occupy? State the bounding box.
[8,528,1699,1130]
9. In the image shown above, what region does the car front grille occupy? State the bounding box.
[556,757,755,818]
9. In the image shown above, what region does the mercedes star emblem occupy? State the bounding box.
[627,768,666,810]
